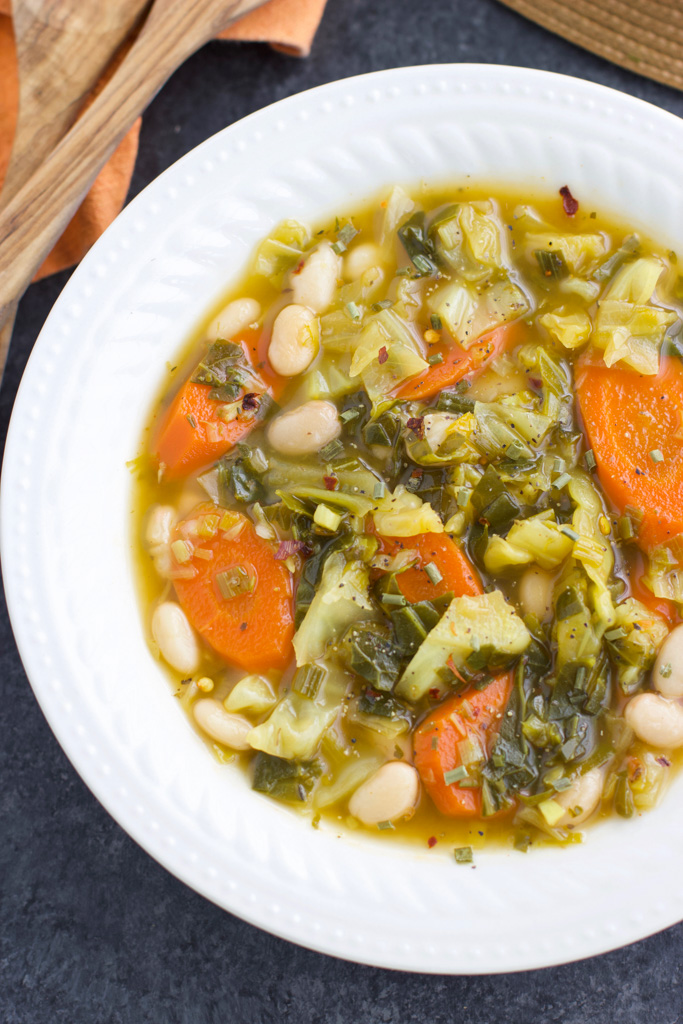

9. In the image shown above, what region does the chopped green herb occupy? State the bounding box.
[430,314,442,331]
[428,353,444,365]
[453,846,473,864]
[424,561,443,585]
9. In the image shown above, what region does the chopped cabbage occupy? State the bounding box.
[381,185,415,243]
[350,308,428,411]
[526,232,607,274]
[432,201,505,281]
[540,310,592,349]
[253,220,308,283]
[396,590,530,702]
[484,512,573,572]
[372,484,444,537]
[607,598,668,693]
[224,675,277,714]
[567,471,616,627]
[292,552,374,665]
[428,277,529,349]
[247,666,349,760]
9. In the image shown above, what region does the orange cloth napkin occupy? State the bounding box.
[0,0,327,281]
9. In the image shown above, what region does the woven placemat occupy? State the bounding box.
[497,0,683,93]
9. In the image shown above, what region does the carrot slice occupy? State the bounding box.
[378,532,482,603]
[154,327,282,481]
[394,321,522,402]
[413,675,514,816]
[172,503,294,672]
[576,353,683,550]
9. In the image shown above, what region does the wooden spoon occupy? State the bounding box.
[0,0,151,376]
[0,0,267,372]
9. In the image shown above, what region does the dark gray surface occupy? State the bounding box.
[3,0,683,1020]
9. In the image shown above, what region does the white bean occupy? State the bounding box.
[348,761,420,825]
[518,567,554,622]
[152,601,200,675]
[554,767,604,826]
[625,692,683,748]
[343,242,384,281]
[267,400,340,456]
[268,304,319,377]
[206,297,261,341]
[291,241,341,313]
[145,504,175,550]
[653,625,683,698]
[193,699,252,750]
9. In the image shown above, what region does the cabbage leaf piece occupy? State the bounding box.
[540,310,592,350]
[350,308,428,412]
[591,257,677,374]
[526,232,607,274]
[484,511,573,572]
[247,666,349,761]
[607,598,668,694]
[432,201,506,281]
[372,484,444,537]
[395,590,530,702]
[292,552,374,665]
[428,277,529,349]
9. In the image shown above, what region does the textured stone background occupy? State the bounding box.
[3,1,683,1020]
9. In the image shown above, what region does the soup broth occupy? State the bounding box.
[133,183,683,854]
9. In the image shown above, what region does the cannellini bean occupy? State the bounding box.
[344,242,384,281]
[625,692,683,748]
[348,761,420,825]
[145,504,175,550]
[652,625,683,698]
[152,601,200,675]
[193,699,252,750]
[554,767,604,827]
[268,304,319,377]
[291,241,341,313]
[206,297,261,341]
[267,400,340,456]
[518,567,554,622]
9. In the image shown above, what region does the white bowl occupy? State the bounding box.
[4,64,683,974]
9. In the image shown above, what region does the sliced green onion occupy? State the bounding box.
[186,413,198,429]
[331,240,346,255]
[618,516,634,540]
[215,566,256,600]
[346,301,361,321]
[561,526,579,541]
[430,314,442,331]
[428,353,444,365]
[650,449,664,463]
[320,439,344,460]
[605,627,627,641]
[453,846,473,864]
[337,222,358,247]
[431,736,439,750]
[553,472,572,490]
[377,820,395,831]
[535,249,568,279]
[373,481,386,499]
[381,593,407,607]
[371,300,393,312]
[171,539,192,564]
[584,449,597,471]
[456,488,470,508]
[340,408,359,423]
[444,766,468,785]
[412,254,433,274]
[424,561,443,585]
[292,664,325,699]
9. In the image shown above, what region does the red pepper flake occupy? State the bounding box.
[242,392,259,411]
[428,687,441,700]
[323,475,338,491]
[656,755,672,767]
[292,257,305,275]
[378,346,388,364]
[427,836,438,849]
[406,416,425,440]
[559,185,579,216]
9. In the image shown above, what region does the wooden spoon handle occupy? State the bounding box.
[0,0,266,333]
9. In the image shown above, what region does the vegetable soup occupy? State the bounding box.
[133,183,683,854]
